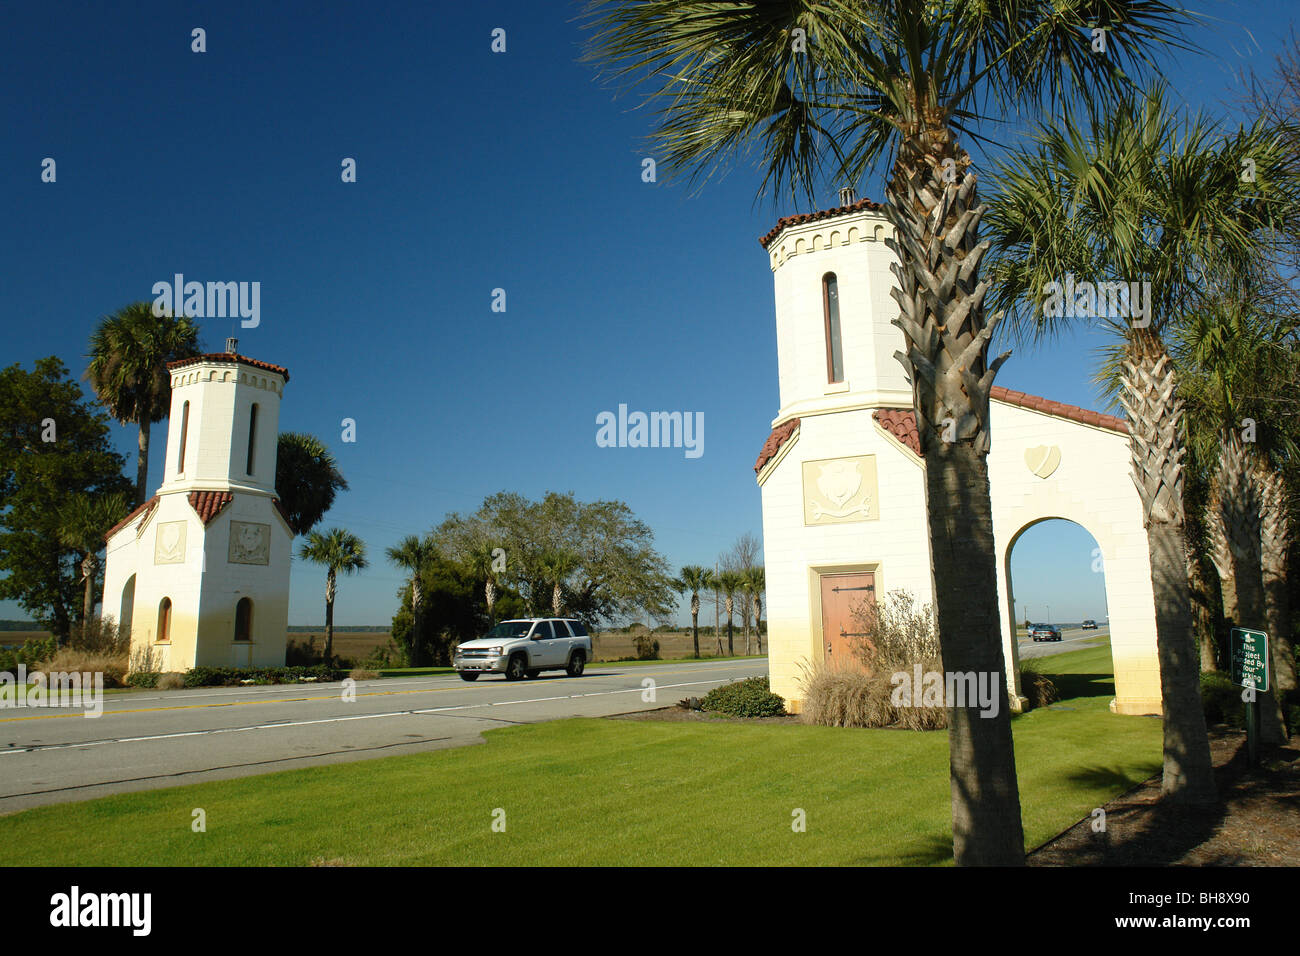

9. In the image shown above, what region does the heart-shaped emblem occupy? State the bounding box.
[1024,445,1062,479]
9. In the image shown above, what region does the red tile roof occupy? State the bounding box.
[759,197,887,249]
[167,352,290,383]
[188,490,234,525]
[754,418,800,475]
[104,495,159,541]
[873,409,921,456]
[866,387,1127,459]
[989,386,1128,433]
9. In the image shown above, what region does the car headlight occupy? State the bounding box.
[489,646,503,656]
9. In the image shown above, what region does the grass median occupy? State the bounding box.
[0,642,1158,865]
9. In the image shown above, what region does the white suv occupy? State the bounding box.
[454,618,592,682]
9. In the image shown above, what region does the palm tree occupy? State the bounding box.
[538,550,580,616]
[467,542,504,623]
[86,302,201,506]
[586,0,1192,866]
[57,492,128,630]
[717,570,743,657]
[299,528,368,662]
[1174,293,1299,740]
[387,535,439,667]
[676,565,714,659]
[985,89,1300,800]
[743,566,766,655]
[275,433,349,536]
[1259,465,1299,721]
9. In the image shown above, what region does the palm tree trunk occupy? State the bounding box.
[81,554,96,624]
[1208,498,1238,624]
[135,417,151,507]
[1186,543,1218,672]
[1260,467,1296,734]
[691,593,700,659]
[924,440,1027,866]
[725,598,734,655]
[1120,350,1217,803]
[884,132,1023,865]
[486,580,497,624]
[1217,432,1285,742]
[410,577,425,668]
[324,570,336,662]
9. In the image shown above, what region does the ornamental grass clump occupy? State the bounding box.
[799,589,946,730]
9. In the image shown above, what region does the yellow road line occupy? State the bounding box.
[0,662,762,723]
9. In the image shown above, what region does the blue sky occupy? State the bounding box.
[0,0,1288,626]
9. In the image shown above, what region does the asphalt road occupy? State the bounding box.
[0,658,768,814]
[1015,625,1110,660]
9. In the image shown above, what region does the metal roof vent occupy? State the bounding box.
[838,186,856,206]
[225,337,238,354]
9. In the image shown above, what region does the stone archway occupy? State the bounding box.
[991,487,1162,716]
[1001,518,1119,706]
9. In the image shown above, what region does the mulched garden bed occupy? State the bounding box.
[1029,727,1300,866]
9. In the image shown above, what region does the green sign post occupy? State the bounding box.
[1230,628,1269,768]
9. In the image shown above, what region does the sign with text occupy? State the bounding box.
[1230,628,1269,692]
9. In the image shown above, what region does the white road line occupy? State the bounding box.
[1,678,740,756]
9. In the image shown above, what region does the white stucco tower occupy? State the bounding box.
[102,340,294,671]
[755,194,1163,716]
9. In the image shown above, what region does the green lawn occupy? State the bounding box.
[0,642,1159,866]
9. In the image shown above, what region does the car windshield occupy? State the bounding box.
[484,621,533,640]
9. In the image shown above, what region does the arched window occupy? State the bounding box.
[177,401,190,474]
[823,273,844,383]
[234,598,253,642]
[246,403,259,476]
[157,597,172,643]
[120,574,136,639]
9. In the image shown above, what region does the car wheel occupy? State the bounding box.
[566,652,586,677]
[459,672,479,682]
[525,669,541,679]
[505,655,527,681]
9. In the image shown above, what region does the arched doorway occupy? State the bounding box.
[995,511,1161,716]
[1003,519,1115,706]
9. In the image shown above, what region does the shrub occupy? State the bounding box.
[850,589,939,666]
[631,634,660,660]
[800,589,948,730]
[66,616,128,655]
[798,658,948,730]
[1200,671,1244,727]
[1018,660,1060,710]
[700,676,786,718]
[157,672,185,690]
[349,668,380,681]
[128,643,160,675]
[34,647,130,687]
[286,636,327,667]
[125,671,159,688]
[181,664,345,687]
[0,635,57,673]
[359,639,403,670]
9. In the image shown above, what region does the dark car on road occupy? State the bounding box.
[1081,619,1098,630]
[1029,623,1062,642]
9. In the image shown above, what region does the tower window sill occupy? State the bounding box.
[824,381,850,394]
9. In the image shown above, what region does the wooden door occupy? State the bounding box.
[820,572,875,667]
